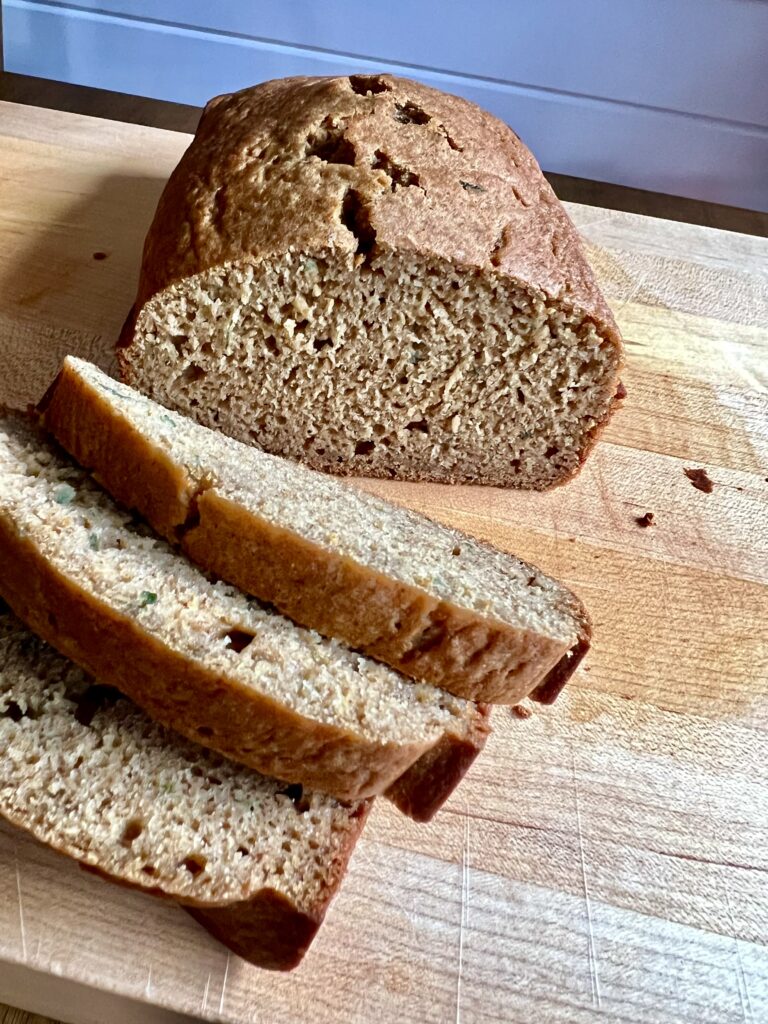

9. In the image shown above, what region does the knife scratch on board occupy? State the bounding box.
[571,750,602,1009]
[717,800,753,1024]
[455,816,470,1024]
[219,951,231,1015]
[14,843,27,961]
[201,970,212,1014]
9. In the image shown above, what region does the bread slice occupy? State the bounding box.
[42,357,590,705]
[0,413,488,813]
[0,603,368,969]
[117,74,624,490]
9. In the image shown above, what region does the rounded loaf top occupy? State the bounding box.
[132,73,618,340]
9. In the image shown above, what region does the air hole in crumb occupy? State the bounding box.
[313,337,333,352]
[141,865,157,877]
[264,336,279,355]
[527,576,536,586]
[405,419,429,434]
[511,459,522,472]
[545,446,559,459]
[516,387,526,405]
[182,854,207,877]
[191,765,204,778]
[355,440,375,455]
[394,101,430,125]
[281,783,311,813]
[349,74,390,95]
[340,189,376,257]
[74,684,122,727]
[224,629,255,653]
[460,180,486,193]
[171,335,188,355]
[2,701,25,722]
[237,846,250,857]
[452,546,461,557]
[121,819,144,846]
[181,364,206,383]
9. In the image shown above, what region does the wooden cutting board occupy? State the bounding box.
[0,101,766,1024]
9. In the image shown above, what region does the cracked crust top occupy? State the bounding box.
[123,73,620,345]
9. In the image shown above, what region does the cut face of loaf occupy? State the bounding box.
[43,357,590,705]
[118,74,624,489]
[0,605,368,970]
[0,414,487,812]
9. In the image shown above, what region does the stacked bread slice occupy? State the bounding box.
[0,359,590,968]
[0,603,368,970]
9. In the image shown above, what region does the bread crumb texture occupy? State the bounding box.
[0,606,365,908]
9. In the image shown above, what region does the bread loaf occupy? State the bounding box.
[43,356,590,704]
[0,603,368,970]
[118,74,624,489]
[0,413,488,813]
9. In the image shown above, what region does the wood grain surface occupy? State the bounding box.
[0,102,766,1024]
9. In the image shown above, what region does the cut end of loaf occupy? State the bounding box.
[120,249,622,489]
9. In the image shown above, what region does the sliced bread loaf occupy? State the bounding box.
[42,357,589,705]
[117,74,624,490]
[0,413,488,812]
[0,603,368,969]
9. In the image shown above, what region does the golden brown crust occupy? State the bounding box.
[0,517,434,802]
[40,362,194,541]
[117,75,621,345]
[42,360,588,706]
[386,704,492,821]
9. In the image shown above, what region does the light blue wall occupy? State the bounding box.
[4,0,768,210]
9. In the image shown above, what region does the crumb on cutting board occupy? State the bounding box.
[511,705,532,720]
[684,467,714,493]
[635,511,655,527]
